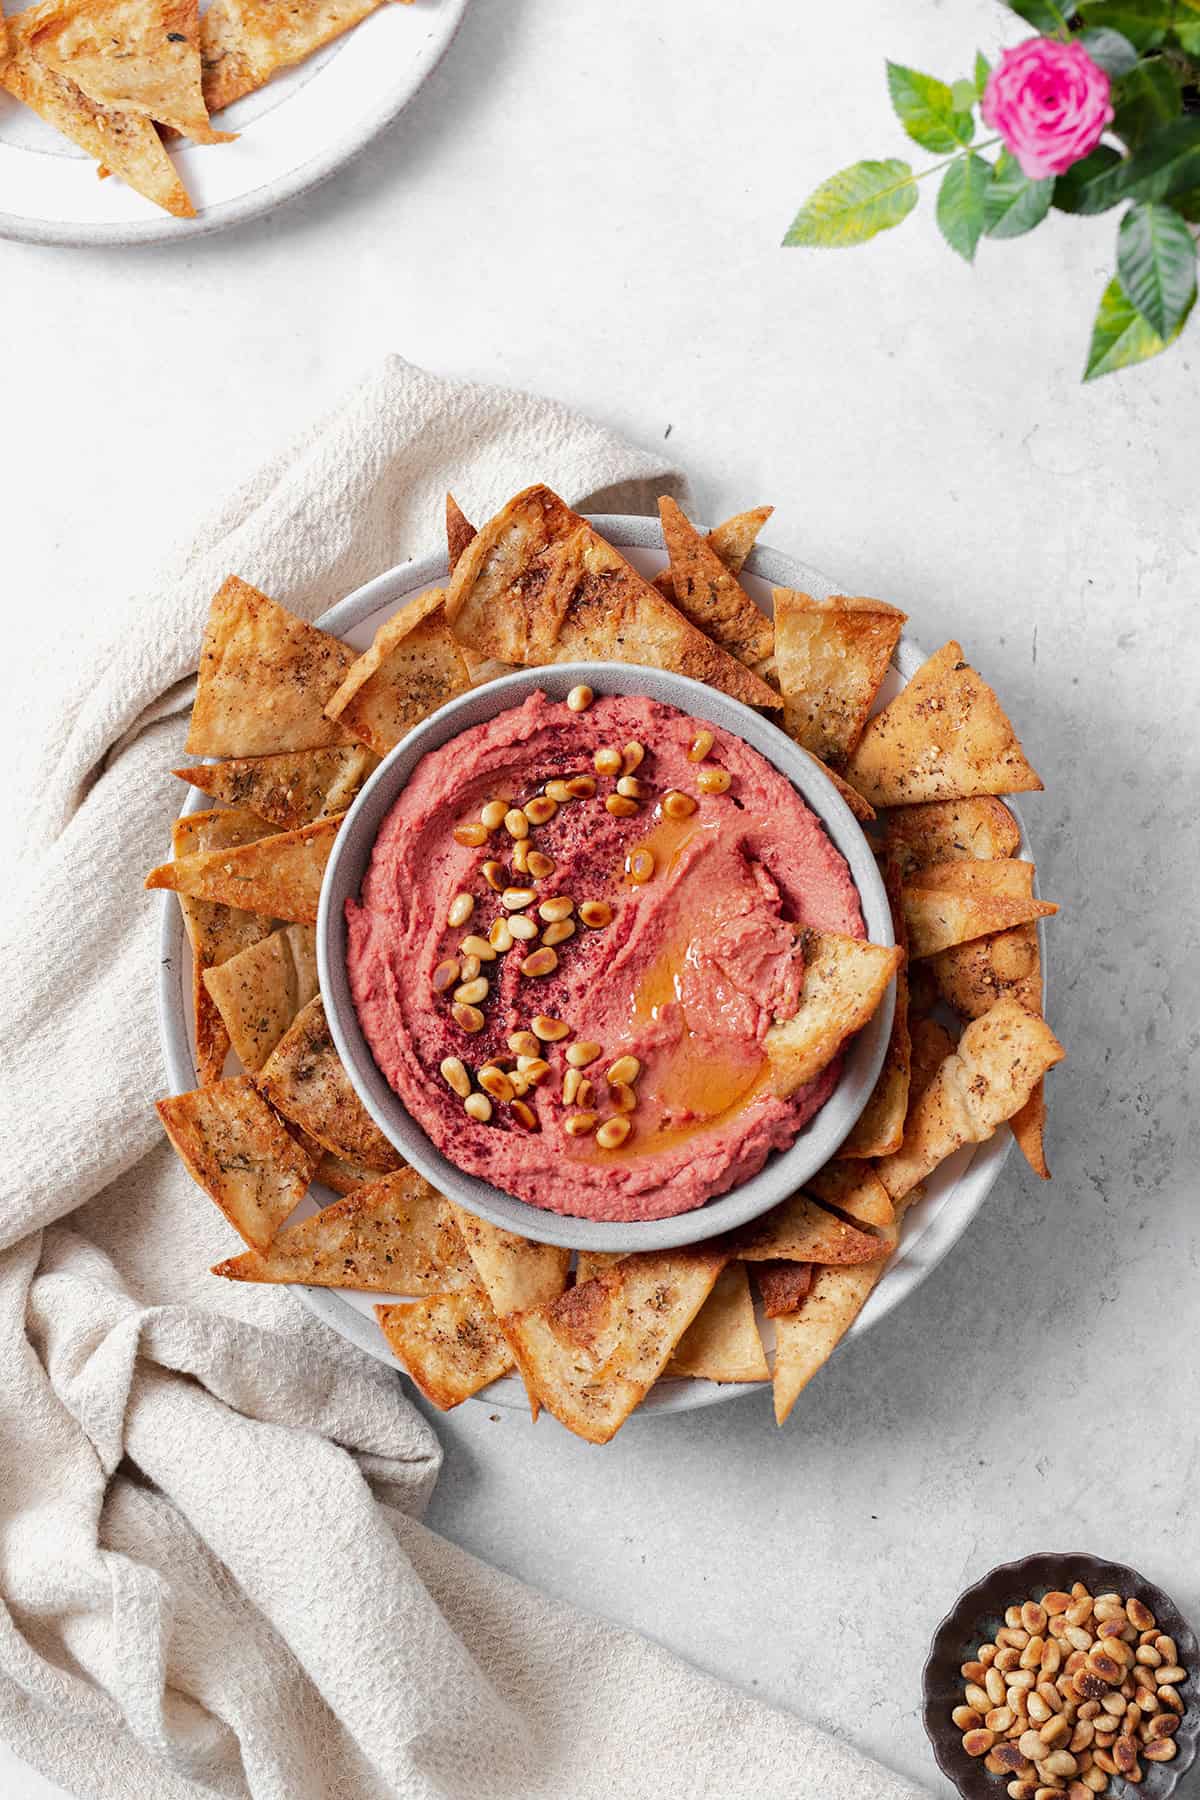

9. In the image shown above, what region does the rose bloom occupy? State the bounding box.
[982,37,1113,181]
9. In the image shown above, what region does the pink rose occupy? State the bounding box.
[982,38,1113,181]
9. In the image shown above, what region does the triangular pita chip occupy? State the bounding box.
[174,744,377,830]
[1010,1078,1049,1180]
[199,0,394,113]
[186,577,357,757]
[754,1260,815,1319]
[314,1151,388,1196]
[256,994,402,1170]
[172,808,272,1084]
[450,1206,571,1420]
[446,493,477,572]
[145,813,342,924]
[929,919,1042,1019]
[156,1074,316,1253]
[323,588,472,759]
[772,588,906,768]
[573,1250,619,1287]
[772,1244,896,1425]
[202,922,318,1072]
[764,929,902,1096]
[737,1192,885,1266]
[656,496,775,667]
[885,796,1020,874]
[805,1159,893,1229]
[839,848,909,1158]
[1,20,194,214]
[19,0,232,141]
[908,1014,956,1102]
[197,0,254,110]
[666,1263,768,1381]
[211,1168,474,1293]
[903,858,1056,960]
[653,506,774,601]
[801,749,875,822]
[845,640,1043,806]
[375,1289,514,1411]
[507,1249,725,1443]
[444,485,780,712]
[875,996,1064,1202]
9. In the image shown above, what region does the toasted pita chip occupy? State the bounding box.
[802,750,876,822]
[903,858,1057,960]
[146,813,341,924]
[764,930,902,1096]
[907,959,939,1023]
[772,589,905,769]
[375,1289,514,1411]
[1010,1078,1049,1180]
[186,577,356,757]
[210,1168,475,1293]
[908,1014,956,1102]
[197,0,254,110]
[444,485,780,712]
[174,744,377,830]
[754,1260,816,1319]
[845,640,1043,806]
[928,920,1042,1018]
[450,1207,571,1420]
[507,1249,725,1443]
[772,1245,896,1425]
[840,849,909,1158]
[885,796,1021,874]
[323,589,472,759]
[653,506,774,603]
[737,1191,885,1266]
[876,996,1064,1201]
[314,1151,388,1196]
[201,922,318,1072]
[201,0,394,114]
[172,808,273,1084]
[20,0,231,141]
[1,23,193,214]
[446,493,477,572]
[656,496,774,667]
[574,1251,619,1287]
[156,1074,315,1253]
[805,1159,894,1229]
[256,994,401,1171]
[665,1262,769,1381]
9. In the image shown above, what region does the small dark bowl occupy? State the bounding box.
[923,1551,1198,1798]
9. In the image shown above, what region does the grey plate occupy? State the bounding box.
[317,661,895,1254]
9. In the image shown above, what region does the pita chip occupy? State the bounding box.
[202,922,318,1072]
[885,796,1021,874]
[174,744,377,830]
[446,493,477,572]
[450,1207,571,1419]
[773,589,905,769]
[186,577,357,757]
[444,485,780,712]
[172,808,273,1084]
[157,1074,316,1253]
[840,848,910,1158]
[666,1263,768,1381]
[145,813,342,924]
[764,929,902,1096]
[1010,1078,1050,1181]
[256,993,402,1170]
[314,1151,388,1195]
[507,1249,725,1443]
[845,640,1043,806]
[200,0,395,114]
[197,0,254,110]
[211,1167,474,1293]
[657,496,775,667]
[875,996,1064,1202]
[323,588,472,758]
[375,1290,514,1411]
[772,1246,896,1425]
[805,1159,893,1229]
[802,750,876,822]
[903,858,1057,960]
[754,1261,815,1319]
[737,1191,886,1267]
[653,506,773,603]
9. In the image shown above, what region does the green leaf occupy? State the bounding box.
[1053,119,1200,213]
[1170,183,1200,222]
[1113,58,1181,149]
[1171,12,1200,52]
[936,154,993,262]
[950,78,979,114]
[886,62,974,153]
[1116,199,1197,335]
[783,159,919,248]
[1008,0,1076,30]
[1053,144,1124,211]
[1077,25,1140,73]
[983,152,1056,237]
[1076,1,1169,51]
[1083,273,1193,378]
[974,51,992,96]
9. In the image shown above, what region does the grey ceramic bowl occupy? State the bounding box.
[316,659,896,1254]
[923,1551,1198,1798]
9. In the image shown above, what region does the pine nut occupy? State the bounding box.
[562,1068,583,1105]
[518,1057,550,1084]
[510,1100,539,1131]
[1144,1714,1177,1740]
[503,808,529,839]
[440,1057,471,1098]
[521,948,558,978]
[580,899,613,927]
[480,800,507,830]
[1041,1641,1063,1676]
[460,955,482,983]
[1028,1694,1051,1724]
[545,780,573,805]
[1143,1738,1176,1762]
[1023,1603,1049,1635]
[433,959,460,993]
[527,850,556,879]
[594,747,622,775]
[532,1015,570,1042]
[621,741,645,773]
[460,934,497,961]
[513,837,531,873]
[1019,1730,1045,1760]
[454,821,488,847]
[606,794,639,817]
[626,848,655,883]
[1036,1682,1062,1712]
[525,795,557,825]
[482,860,505,891]
[1021,1636,1046,1669]
[502,886,536,910]
[607,1054,641,1084]
[1125,1599,1155,1632]
[617,775,647,799]
[697,763,731,793]
[1043,1750,1077,1777]
[564,1112,597,1136]
[596,1116,632,1149]
[447,891,474,927]
[567,684,593,712]
[508,1031,540,1058]
[1039,1716,1069,1747]
[464,1092,492,1123]
[663,789,697,818]
[452,1003,485,1033]
[688,729,714,761]
[997,1648,1022,1673]
[509,915,538,940]
[478,1066,515,1103]
[566,1041,602,1068]
[1134,1645,1161,1667]
[987,1707,1016,1734]
[610,1080,637,1113]
[539,895,575,922]
[1079,1770,1107,1792]
[454,976,489,1005]
[565,775,596,798]
[1155,1635,1178,1663]
[1070,1721,1094,1752]
[1065,1628,1093,1652]
[543,921,575,946]
[963,1729,994,1756]
[1066,1602,1094,1630]
[1155,1664,1185,1684]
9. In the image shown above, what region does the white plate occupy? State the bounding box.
[0,0,471,246]
[159,515,1040,1419]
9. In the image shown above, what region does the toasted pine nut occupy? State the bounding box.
[454,977,489,1006]
[1019,1729,1044,1759]
[999,1629,1030,1649]
[478,1066,515,1103]
[482,859,505,891]
[510,1100,539,1131]
[688,729,714,761]
[1027,1694,1050,1724]
[460,954,482,982]
[518,1057,550,1084]
[564,1112,597,1136]
[963,1729,994,1756]
[626,848,655,884]
[464,1091,492,1123]
[504,807,529,839]
[1111,1737,1137,1774]
[1043,1593,1073,1617]
[1155,1665,1185,1685]
[480,800,507,830]
[545,780,573,805]
[447,891,475,927]
[606,794,639,817]
[543,920,575,946]
[1143,1738,1176,1762]
[539,895,575,922]
[621,741,645,773]
[1155,1635,1178,1663]
[502,886,536,911]
[953,1705,982,1730]
[663,789,698,819]
[513,838,531,874]
[452,1003,484,1033]
[509,914,538,941]
[580,899,613,927]
[617,775,647,799]
[1069,1720,1094,1752]
[1080,1768,1108,1791]
[1067,1602,1094,1630]
[1144,1714,1177,1741]
[1134,1644,1161,1667]
[594,747,622,776]
[1023,1604,1049,1635]
[1041,1641,1063,1676]
[454,822,488,847]
[609,1080,637,1113]
[567,684,593,712]
[1086,1651,1121,1685]
[1065,1627,1094,1652]
[527,850,556,879]
[508,1033,539,1060]
[697,763,731,793]
[433,959,460,994]
[525,795,557,825]
[566,1041,602,1068]
[1043,1750,1077,1777]
[440,1057,471,1098]
[1007,1664,1035,1689]
[491,917,515,951]
[1039,1715,1069,1747]
[1125,1599,1155,1632]
[562,1068,583,1105]
[596,1116,632,1149]
[607,1054,641,1085]
[521,948,558,978]
[1021,1636,1046,1669]
[565,775,596,798]
[532,1015,569,1042]
[996,1648,1022,1673]
[1100,1694,1126,1719]
[986,1707,1015,1734]
[460,934,497,961]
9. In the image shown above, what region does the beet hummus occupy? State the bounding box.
[345,691,863,1223]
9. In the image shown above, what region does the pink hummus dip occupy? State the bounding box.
[346,692,863,1223]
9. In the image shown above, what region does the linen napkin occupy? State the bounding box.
[0,357,930,1800]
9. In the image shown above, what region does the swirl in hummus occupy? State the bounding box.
[346,691,864,1223]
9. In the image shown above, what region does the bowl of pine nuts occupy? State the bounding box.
[922,1552,1197,1799]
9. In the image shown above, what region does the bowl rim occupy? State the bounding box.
[921,1548,1198,1797]
[316,658,896,1253]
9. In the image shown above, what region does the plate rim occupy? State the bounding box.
[159,513,1036,1419]
[0,0,472,248]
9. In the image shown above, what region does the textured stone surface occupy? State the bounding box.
[4,1,1198,1793]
